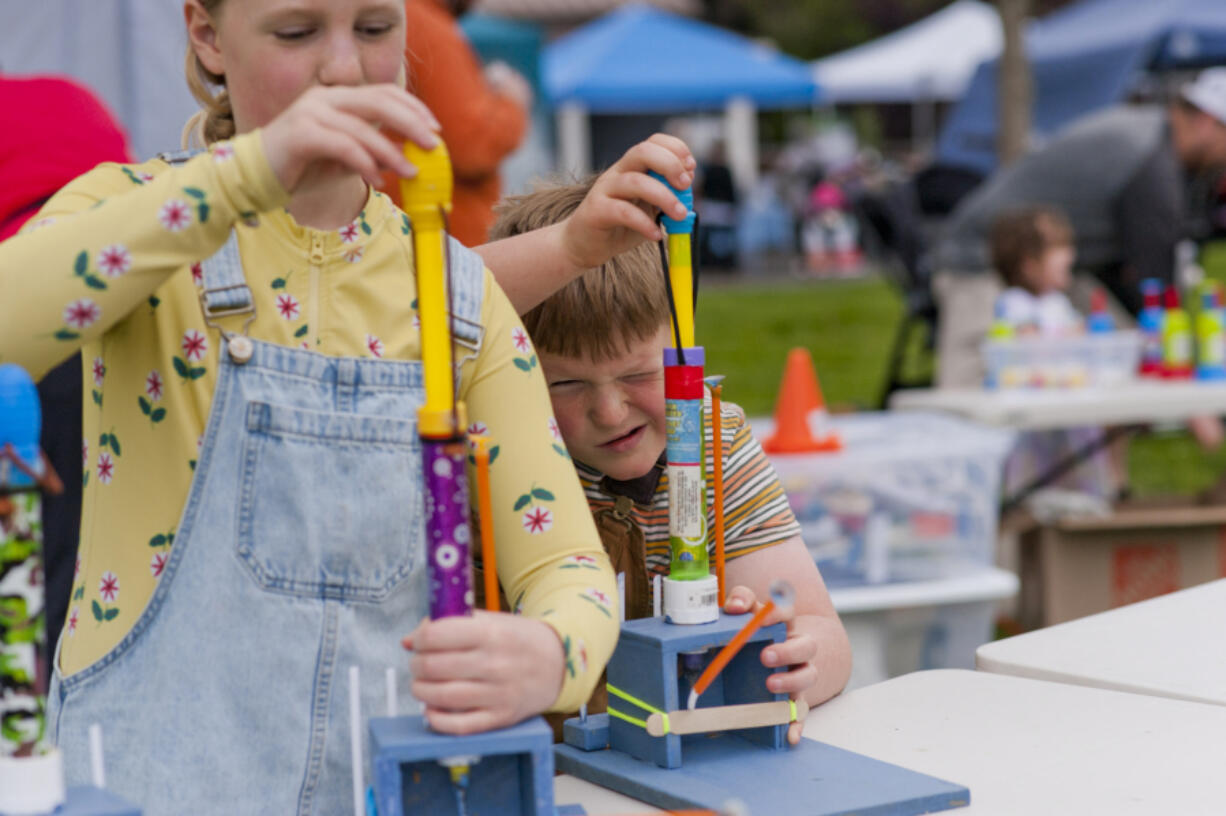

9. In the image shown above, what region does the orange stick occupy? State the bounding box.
[690,599,776,703]
[472,436,499,613]
[711,384,726,607]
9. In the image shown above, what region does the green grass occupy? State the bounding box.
[696,276,913,415]
[695,271,1226,499]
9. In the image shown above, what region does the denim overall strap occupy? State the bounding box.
[49,230,488,815]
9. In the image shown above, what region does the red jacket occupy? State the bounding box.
[0,74,131,239]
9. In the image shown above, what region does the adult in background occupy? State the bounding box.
[379,0,531,246]
[0,72,132,651]
[933,68,1226,388]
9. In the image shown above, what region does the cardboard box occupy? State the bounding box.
[1020,504,1226,627]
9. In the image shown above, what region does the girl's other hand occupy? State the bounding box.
[559,133,697,271]
[261,84,441,192]
[402,610,565,734]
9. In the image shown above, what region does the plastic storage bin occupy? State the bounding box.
[829,566,1019,690]
[753,411,1015,586]
[983,330,1142,389]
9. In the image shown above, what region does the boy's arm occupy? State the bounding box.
[475,134,696,314]
[724,537,852,708]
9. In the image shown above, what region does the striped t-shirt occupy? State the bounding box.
[575,400,802,576]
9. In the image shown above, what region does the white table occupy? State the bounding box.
[890,380,1226,431]
[806,668,1226,814]
[976,579,1226,706]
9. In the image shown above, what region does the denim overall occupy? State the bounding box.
[48,213,485,814]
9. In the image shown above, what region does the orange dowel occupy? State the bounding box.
[690,599,776,703]
[710,383,726,608]
[472,436,499,613]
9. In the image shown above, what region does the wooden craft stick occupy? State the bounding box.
[645,699,809,737]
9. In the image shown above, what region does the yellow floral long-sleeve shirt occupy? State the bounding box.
[0,131,617,710]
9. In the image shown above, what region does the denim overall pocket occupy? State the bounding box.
[237,400,422,602]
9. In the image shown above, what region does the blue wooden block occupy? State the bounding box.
[562,713,609,752]
[606,612,787,769]
[53,786,140,815]
[369,715,553,816]
[555,736,970,816]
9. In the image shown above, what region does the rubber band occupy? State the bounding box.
[789,699,798,722]
[606,683,671,735]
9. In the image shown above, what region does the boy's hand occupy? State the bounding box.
[724,585,818,745]
[403,611,564,735]
[559,134,696,271]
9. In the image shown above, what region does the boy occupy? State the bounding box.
[488,180,852,742]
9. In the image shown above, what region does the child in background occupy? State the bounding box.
[0,1,696,812]
[988,205,1120,500]
[489,181,852,745]
[990,205,1083,337]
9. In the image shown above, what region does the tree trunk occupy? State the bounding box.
[997,0,1032,165]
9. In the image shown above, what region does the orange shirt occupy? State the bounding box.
[381,0,528,246]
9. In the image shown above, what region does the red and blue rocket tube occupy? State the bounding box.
[651,173,718,623]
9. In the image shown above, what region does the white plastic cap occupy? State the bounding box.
[1182,67,1226,127]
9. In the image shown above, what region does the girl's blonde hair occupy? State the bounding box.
[182,0,234,147]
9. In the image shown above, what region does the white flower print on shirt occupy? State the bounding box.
[96,244,131,278]
[181,329,208,362]
[275,294,301,321]
[96,452,115,484]
[63,299,101,329]
[159,199,192,232]
[212,142,235,162]
[98,571,120,603]
[366,334,384,358]
[511,327,532,354]
[145,370,164,401]
[339,222,360,243]
[92,357,105,386]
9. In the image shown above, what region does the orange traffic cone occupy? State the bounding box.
[762,348,843,454]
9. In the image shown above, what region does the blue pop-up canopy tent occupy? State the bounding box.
[544,3,818,113]
[544,4,818,187]
[937,0,1226,176]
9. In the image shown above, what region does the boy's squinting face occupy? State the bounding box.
[194,0,406,134]
[540,326,671,482]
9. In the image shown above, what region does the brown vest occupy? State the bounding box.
[473,460,663,741]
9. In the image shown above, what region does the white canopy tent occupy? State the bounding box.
[811,0,1002,104]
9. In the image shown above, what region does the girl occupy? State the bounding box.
[0,1,694,812]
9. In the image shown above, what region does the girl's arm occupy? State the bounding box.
[403,274,618,735]
[0,133,286,379]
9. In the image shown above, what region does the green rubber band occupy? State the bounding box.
[606,683,665,715]
[606,683,670,735]
[789,699,798,722]
[606,706,648,730]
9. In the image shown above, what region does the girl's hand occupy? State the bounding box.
[261,84,441,193]
[559,133,697,271]
[724,585,818,745]
[402,610,564,735]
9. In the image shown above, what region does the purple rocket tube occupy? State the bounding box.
[423,436,474,619]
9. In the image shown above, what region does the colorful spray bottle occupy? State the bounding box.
[1161,285,1194,379]
[1196,285,1226,381]
[1138,278,1164,377]
[1087,288,1115,333]
[649,171,719,625]
[0,364,68,814]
